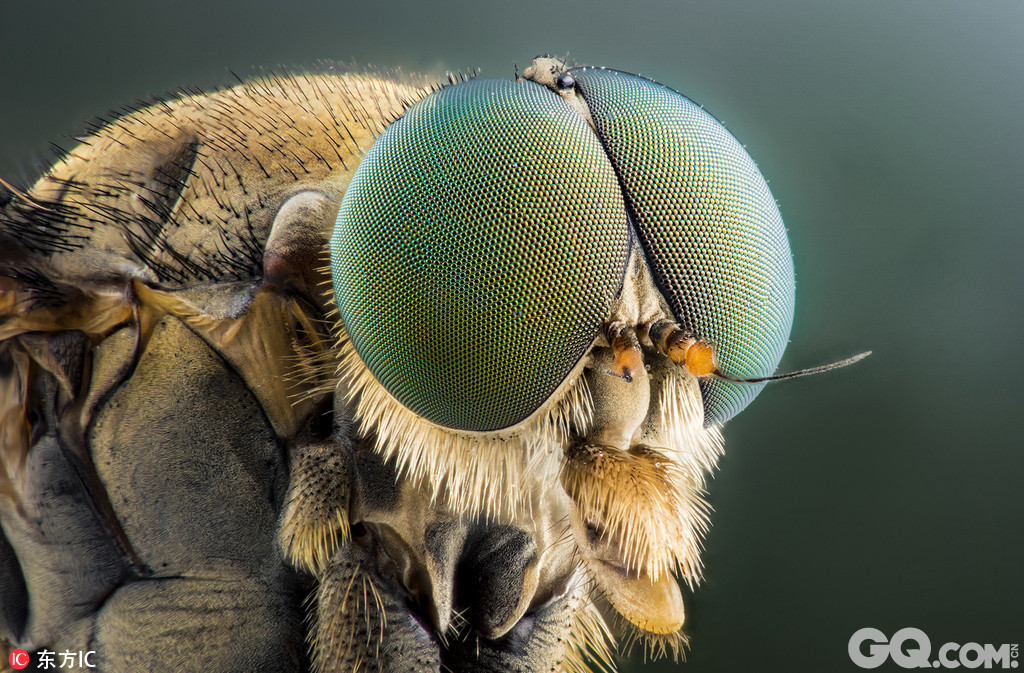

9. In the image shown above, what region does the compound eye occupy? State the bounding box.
[570,67,796,424]
[331,78,630,432]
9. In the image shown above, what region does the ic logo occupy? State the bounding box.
[8,649,30,670]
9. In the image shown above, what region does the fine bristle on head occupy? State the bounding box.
[332,333,595,522]
[561,442,701,582]
[278,439,352,574]
[618,616,690,663]
[559,573,618,673]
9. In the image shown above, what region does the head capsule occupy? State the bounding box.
[332,61,800,433]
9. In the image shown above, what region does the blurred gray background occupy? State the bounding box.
[2,1,1021,671]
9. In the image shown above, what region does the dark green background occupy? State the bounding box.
[2,1,1021,671]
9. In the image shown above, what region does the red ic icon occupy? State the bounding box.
[8,649,30,670]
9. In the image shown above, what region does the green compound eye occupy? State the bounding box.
[569,67,796,424]
[330,78,630,432]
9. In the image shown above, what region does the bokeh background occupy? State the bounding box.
[2,1,1021,671]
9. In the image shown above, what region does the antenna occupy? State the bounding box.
[714,351,872,384]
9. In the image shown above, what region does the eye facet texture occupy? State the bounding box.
[331,78,631,432]
[570,68,796,424]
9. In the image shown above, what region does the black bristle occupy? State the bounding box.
[47,142,69,163]
[285,147,312,174]
[307,146,332,171]
[0,177,92,254]
[249,154,272,180]
[8,266,69,309]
